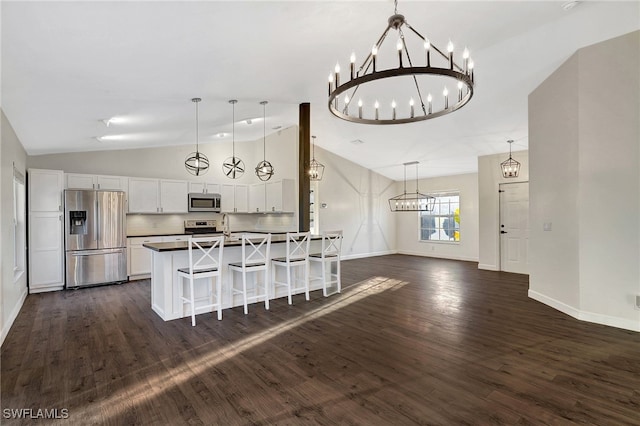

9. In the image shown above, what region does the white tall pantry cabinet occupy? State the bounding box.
[28,169,65,293]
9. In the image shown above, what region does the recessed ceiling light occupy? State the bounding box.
[350,139,364,145]
[562,1,580,11]
[101,116,127,127]
[96,134,127,142]
[216,132,228,138]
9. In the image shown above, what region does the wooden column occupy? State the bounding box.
[298,103,311,232]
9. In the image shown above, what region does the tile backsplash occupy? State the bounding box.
[126,213,296,236]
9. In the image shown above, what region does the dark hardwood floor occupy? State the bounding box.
[2,255,639,425]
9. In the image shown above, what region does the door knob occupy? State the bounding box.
[500,231,507,234]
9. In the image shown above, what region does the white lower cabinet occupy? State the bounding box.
[128,235,190,279]
[128,237,157,278]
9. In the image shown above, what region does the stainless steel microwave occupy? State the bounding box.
[188,192,221,212]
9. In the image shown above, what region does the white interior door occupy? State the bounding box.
[500,182,529,274]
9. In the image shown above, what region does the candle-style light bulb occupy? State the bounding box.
[391,100,397,120]
[374,100,379,120]
[457,81,464,101]
[463,47,470,73]
[334,62,341,87]
[350,51,356,79]
[358,98,363,118]
[409,98,415,118]
[345,95,350,104]
[397,39,403,67]
[328,73,333,95]
[468,60,475,81]
[424,39,431,67]
[443,87,449,109]
[447,40,454,70]
[427,93,433,114]
[372,45,378,72]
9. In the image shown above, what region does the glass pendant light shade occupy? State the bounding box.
[388,161,435,212]
[184,97,209,176]
[309,136,325,181]
[500,139,521,178]
[223,99,245,179]
[255,100,274,181]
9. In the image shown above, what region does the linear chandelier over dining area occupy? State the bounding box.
[388,161,435,212]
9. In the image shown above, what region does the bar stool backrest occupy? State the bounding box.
[188,236,225,274]
[286,232,310,262]
[240,233,271,266]
[322,231,343,259]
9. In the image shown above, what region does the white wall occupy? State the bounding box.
[1,110,28,346]
[477,150,529,271]
[396,173,478,262]
[529,31,640,332]
[313,146,396,259]
[28,126,300,235]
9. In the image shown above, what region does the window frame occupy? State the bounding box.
[418,191,461,244]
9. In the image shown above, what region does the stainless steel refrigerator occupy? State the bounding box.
[64,189,127,288]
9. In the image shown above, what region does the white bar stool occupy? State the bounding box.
[271,232,311,305]
[309,230,342,296]
[228,233,272,315]
[177,235,225,326]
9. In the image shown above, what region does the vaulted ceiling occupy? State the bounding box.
[2,1,638,180]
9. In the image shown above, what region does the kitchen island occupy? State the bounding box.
[144,234,327,321]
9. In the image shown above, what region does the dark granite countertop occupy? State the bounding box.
[143,234,321,252]
[129,230,291,238]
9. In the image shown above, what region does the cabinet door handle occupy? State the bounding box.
[500,231,507,234]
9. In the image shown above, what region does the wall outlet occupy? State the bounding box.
[543,222,552,231]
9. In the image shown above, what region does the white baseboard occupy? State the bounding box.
[397,250,478,263]
[341,250,397,261]
[1,286,28,347]
[478,263,499,271]
[528,290,640,332]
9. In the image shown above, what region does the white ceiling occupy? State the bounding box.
[2,1,638,180]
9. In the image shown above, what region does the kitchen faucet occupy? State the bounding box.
[222,214,230,237]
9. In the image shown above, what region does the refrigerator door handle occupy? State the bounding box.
[70,248,126,256]
[94,199,99,241]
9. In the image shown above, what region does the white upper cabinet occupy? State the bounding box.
[234,184,249,213]
[66,173,127,191]
[221,183,249,213]
[128,178,188,213]
[266,179,296,212]
[249,183,266,213]
[65,173,95,190]
[189,182,221,194]
[128,178,160,213]
[159,180,189,213]
[30,169,64,212]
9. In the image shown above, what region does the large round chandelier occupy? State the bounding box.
[328,0,475,125]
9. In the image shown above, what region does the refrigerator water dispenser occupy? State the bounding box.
[69,211,87,235]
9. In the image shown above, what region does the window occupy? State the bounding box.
[13,166,26,277]
[419,192,460,242]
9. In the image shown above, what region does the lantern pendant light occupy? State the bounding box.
[309,135,325,181]
[222,99,245,179]
[184,98,210,176]
[255,101,274,181]
[500,139,521,178]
